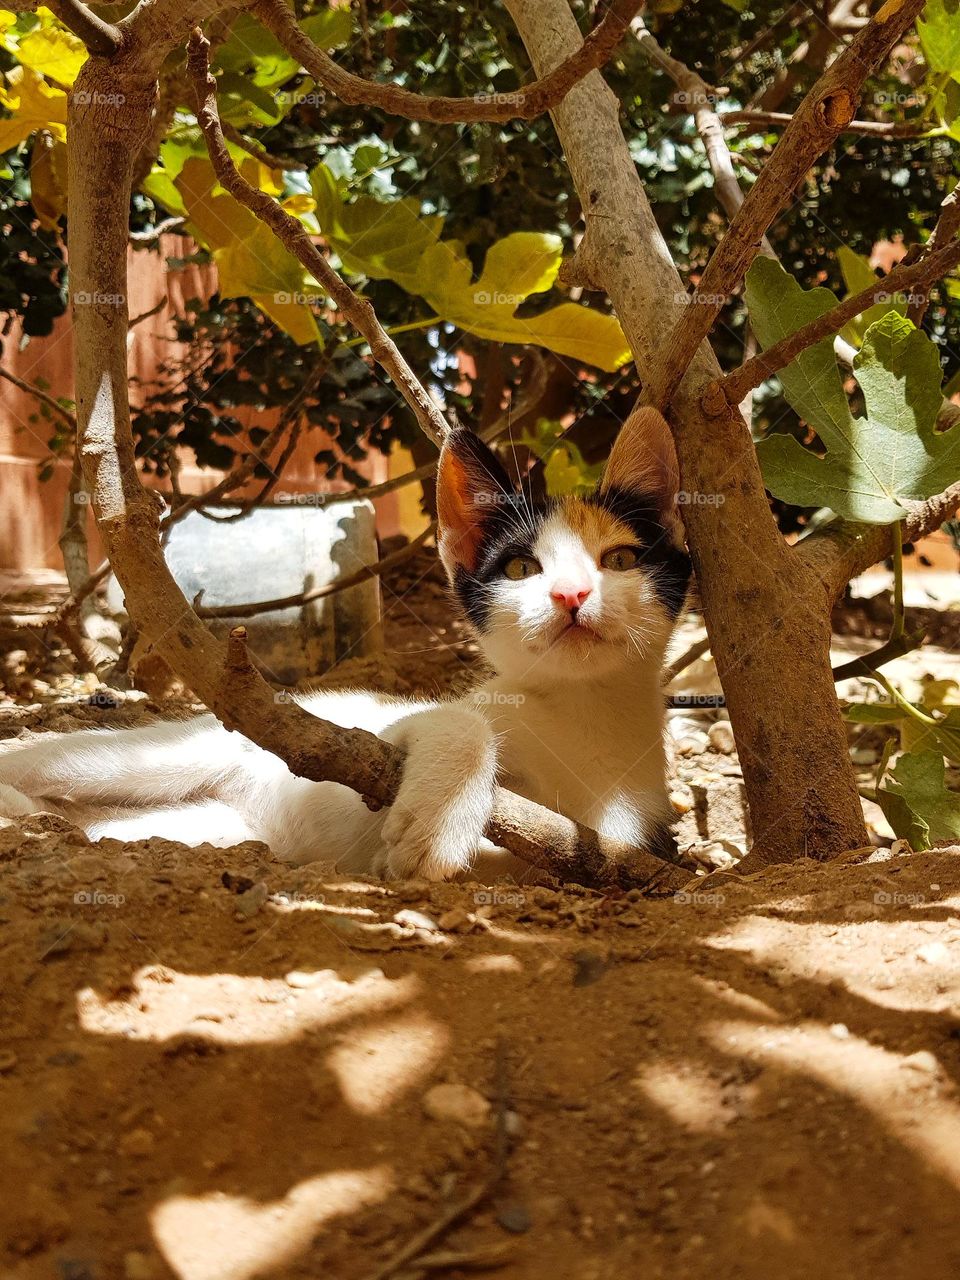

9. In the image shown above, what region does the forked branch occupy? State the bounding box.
[647,0,927,409]
[254,0,643,123]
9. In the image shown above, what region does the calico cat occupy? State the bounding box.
[0,407,691,881]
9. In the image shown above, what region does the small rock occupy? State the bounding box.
[830,1023,850,1040]
[284,969,331,989]
[902,1050,939,1075]
[707,720,736,754]
[572,949,607,987]
[918,941,950,965]
[675,733,709,757]
[119,1128,155,1158]
[234,882,269,919]
[438,907,473,933]
[496,1202,532,1234]
[422,1082,491,1128]
[394,908,440,932]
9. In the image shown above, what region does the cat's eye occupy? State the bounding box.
[601,546,641,572]
[501,555,542,580]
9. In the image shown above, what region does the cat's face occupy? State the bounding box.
[437,409,691,685]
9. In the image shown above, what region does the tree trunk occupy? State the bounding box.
[505,0,868,864]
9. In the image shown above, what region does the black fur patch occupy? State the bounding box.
[591,486,692,618]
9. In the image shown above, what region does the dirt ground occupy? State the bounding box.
[2,548,960,1278]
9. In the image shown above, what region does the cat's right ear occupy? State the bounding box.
[437,429,516,573]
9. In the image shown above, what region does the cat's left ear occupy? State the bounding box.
[600,406,683,543]
[437,428,516,574]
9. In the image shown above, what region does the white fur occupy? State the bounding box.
[0,517,676,880]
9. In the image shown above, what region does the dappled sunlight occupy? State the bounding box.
[704,912,960,1013]
[708,1018,960,1189]
[327,1009,449,1114]
[76,964,418,1045]
[635,1060,738,1133]
[151,1167,392,1280]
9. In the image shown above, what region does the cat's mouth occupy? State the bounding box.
[557,618,604,644]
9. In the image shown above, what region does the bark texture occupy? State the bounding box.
[506,0,871,865]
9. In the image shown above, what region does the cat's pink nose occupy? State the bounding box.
[551,581,592,612]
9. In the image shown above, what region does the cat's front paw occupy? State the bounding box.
[380,706,497,880]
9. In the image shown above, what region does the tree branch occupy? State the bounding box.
[0,366,77,430]
[646,0,927,410]
[46,0,121,55]
[187,28,449,447]
[722,108,929,138]
[195,521,436,617]
[253,0,643,123]
[799,483,960,598]
[906,186,960,325]
[633,19,775,259]
[703,234,960,415]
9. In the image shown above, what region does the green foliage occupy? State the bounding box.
[746,259,956,523]
[520,419,604,496]
[878,750,960,848]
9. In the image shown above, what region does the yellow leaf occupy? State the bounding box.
[309,163,630,370]
[175,156,319,346]
[418,236,631,372]
[0,64,67,150]
[17,9,87,86]
[30,131,68,228]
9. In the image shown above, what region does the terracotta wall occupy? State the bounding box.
[0,234,424,572]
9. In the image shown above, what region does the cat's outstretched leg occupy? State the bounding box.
[378,705,498,880]
[0,716,249,809]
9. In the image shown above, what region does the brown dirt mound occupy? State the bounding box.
[2,812,960,1279]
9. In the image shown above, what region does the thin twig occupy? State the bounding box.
[222,119,306,171]
[0,366,76,430]
[195,522,436,617]
[906,186,960,325]
[663,634,711,683]
[647,0,927,410]
[255,0,643,123]
[188,29,450,447]
[129,216,186,242]
[722,108,929,138]
[634,19,775,258]
[161,342,336,531]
